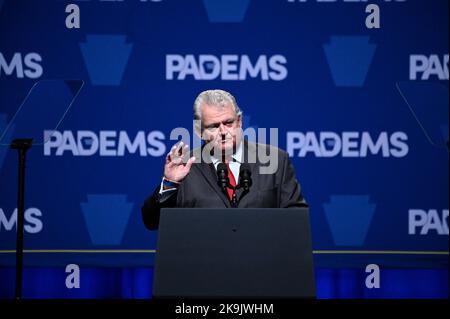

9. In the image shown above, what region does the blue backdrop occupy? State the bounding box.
[0,0,448,298]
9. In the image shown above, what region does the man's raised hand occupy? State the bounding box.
[163,141,196,183]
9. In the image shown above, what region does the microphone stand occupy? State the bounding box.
[231,186,238,208]
[229,182,251,208]
[10,138,33,300]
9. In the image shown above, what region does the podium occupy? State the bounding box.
[153,208,316,298]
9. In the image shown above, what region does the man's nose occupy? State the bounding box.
[219,123,227,135]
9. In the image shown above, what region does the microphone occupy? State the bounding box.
[217,162,229,192]
[239,163,252,192]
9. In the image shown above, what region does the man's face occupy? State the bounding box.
[200,102,242,156]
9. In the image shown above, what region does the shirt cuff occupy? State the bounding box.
[158,178,178,202]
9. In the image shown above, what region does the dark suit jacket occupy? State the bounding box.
[141,140,308,230]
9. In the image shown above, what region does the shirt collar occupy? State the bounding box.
[210,140,243,165]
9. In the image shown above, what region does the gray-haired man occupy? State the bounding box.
[141,89,307,230]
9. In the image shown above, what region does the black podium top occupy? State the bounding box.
[153,208,316,299]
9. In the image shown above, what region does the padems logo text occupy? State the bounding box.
[166,55,288,81]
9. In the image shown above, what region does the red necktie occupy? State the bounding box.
[226,161,236,201]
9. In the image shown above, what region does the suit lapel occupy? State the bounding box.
[194,147,231,207]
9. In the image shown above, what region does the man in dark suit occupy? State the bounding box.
[141,90,307,230]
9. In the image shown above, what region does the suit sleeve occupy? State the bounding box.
[279,151,308,208]
[141,185,178,230]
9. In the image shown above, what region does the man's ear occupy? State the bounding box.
[194,120,203,140]
[194,128,202,139]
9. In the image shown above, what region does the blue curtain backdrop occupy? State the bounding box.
[0,267,448,299]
